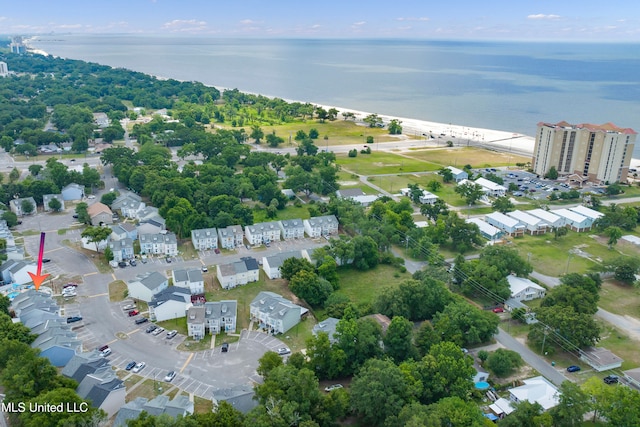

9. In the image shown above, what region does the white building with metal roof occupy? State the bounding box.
[507,210,549,235]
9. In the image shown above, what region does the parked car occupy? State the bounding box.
[567,365,581,372]
[125,361,137,371]
[145,325,157,334]
[604,375,619,384]
[122,304,135,311]
[221,343,229,352]
[99,347,111,357]
[72,214,79,219]
[492,307,504,313]
[201,266,208,272]
[129,259,137,266]
[66,316,83,324]
[164,371,177,382]
[132,362,146,373]
[87,194,96,199]
[63,283,78,289]
[166,330,177,339]
[118,261,127,268]
[152,327,165,336]
[42,258,51,263]
[134,317,148,325]
[128,309,139,317]
[166,257,172,263]
[277,347,291,355]
[214,248,220,254]
[324,384,343,392]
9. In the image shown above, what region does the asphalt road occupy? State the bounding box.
[495,328,569,387]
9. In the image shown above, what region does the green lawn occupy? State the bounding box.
[403,146,530,168]
[598,280,640,318]
[597,322,640,370]
[331,264,412,307]
[336,151,441,175]
[253,204,312,223]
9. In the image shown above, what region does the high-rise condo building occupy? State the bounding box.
[532,121,636,184]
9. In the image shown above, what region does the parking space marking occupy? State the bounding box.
[84,272,98,277]
[89,293,109,298]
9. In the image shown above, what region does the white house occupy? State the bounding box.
[551,209,591,232]
[110,223,137,241]
[187,306,206,340]
[216,257,260,289]
[447,166,468,182]
[490,376,560,417]
[42,194,64,212]
[466,218,504,242]
[139,233,178,256]
[507,275,546,302]
[250,291,306,335]
[303,215,339,238]
[172,268,204,295]
[419,191,439,205]
[148,286,192,322]
[245,221,281,245]
[475,177,507,197]
[191,228,218,251]
[204,300,237,335]
[108,238,134,262]
[9,197,37,216]
[61,183,84,201]
[111,193,145,219]
[217,225,244,249]
[279,219,305,240]
[263,251,305,280]
[0,260,37,285]
[506,210,549,235]
[485,212,526,236]
[527,209,565,229]
[127,272,169,303]
[569,205,604,224]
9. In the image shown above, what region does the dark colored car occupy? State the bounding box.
[214,248,220,254]
[125,361,136,371]
[118,261,127,268]
[134,317,149,325]
[128,309,139,317]
[567,365,581,373]
[604,375,619,384]
[42,258,51,263]
[145,325,157,333]
[221,343,229,352]
[66,316,83,324]
[73,214,79,219]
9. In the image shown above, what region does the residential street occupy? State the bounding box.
[495,328,568,387]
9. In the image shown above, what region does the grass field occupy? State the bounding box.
[598,280,640,318]
[403,146,530,168]
[108,280,128,302]
[253,204,311,223]
[597,322,640,370]
[332,264,412,307]
[336,151,442,175]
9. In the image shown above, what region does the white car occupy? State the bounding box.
[152,327,165,336]
[132,362,146,373]
[164,371,177,382]
[324,384,343,392]
[277,347,291,355]
[87,195,96,199]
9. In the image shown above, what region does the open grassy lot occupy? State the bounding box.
[508,231,636,277]
[332,264,412,307]
[253,204,311,223]
[404,146,530,168]
[598,280,640,318]
[194,396,214,413]
[597,322,640,370]
[108,280,128,302]
[336,151,442,175]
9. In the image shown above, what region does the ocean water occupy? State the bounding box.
[30,35,640,153]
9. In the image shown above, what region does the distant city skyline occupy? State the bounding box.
[2,0,640,42]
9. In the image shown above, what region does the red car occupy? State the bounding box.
[128,309,139,317]
[492,307,504,313]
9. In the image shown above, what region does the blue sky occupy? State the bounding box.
[3,0,640,41]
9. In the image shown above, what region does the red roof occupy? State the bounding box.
[538,121,636,135]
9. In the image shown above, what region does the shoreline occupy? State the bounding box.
[23,43,640,169]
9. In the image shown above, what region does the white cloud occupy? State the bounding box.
[240,19,256,25]
[352,21,366,26]
[396,17,429,22]
[527,14,561,20]
[161,19,207,32]
[311,24,321,29]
